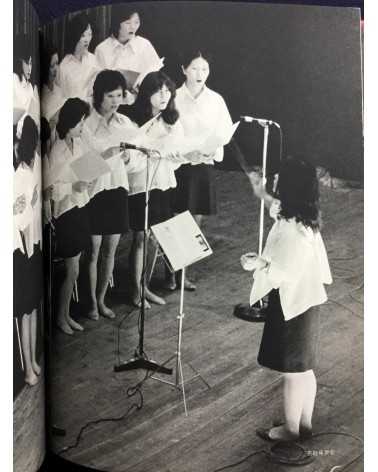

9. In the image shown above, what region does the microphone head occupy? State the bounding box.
[240,115,254,123]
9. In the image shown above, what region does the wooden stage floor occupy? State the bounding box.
[49,170,363,472]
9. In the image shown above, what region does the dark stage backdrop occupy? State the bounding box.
[41,1,363,180]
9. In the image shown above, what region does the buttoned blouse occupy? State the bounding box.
[95,35,160,74]
[249,218,332,321]
[59,53,99,101]
[128,116,185,195]
[48,137,90,219]
[83,110,145,197]
[175,84,233,165]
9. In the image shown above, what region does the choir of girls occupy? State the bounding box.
[38,9,233,335]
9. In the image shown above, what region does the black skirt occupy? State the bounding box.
[88,188,129,235]
[53,205,91,259]
[13,244,43,318]
[257,290,321,373]
[129,189,172,231]
[172,163,216,215]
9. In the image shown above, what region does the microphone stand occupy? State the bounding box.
[114,149,172,375]
[234,120,274,322]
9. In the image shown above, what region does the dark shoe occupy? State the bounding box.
[272,420,313,440]
[256,427,299,442]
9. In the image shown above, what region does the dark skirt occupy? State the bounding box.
[53,205,91,259]
[88,188,129,235]
[13,244,43,318]
[172,163,216,215]
[129,189,172,231]
[257,290,321,373]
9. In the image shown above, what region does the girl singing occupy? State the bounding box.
[48,98,91,335]
[127,71,188,307]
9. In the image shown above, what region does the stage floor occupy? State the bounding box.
[49,170,363,471]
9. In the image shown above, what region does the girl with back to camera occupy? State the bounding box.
[171,49,233,290]
[127,70,189,307]
[59,13,99,101]
[47,98,91,335]
[13,116,43,386]
[241,156,332,442]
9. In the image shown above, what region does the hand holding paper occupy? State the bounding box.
[70,151,111,182]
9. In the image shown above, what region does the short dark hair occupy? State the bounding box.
[65,13,92,56]
[18,116,39,167]
[276,156,321,230]
[109,5,140,38]
[92,69,127,113]
[180,48,212,69]
[40,40,59,86]
[13,34,33,81]
[56,98,90,140]
[131,71,179,126]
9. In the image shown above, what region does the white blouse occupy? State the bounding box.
[128,116,186,196]
[95,35,160,75]
[82,109,145,197]
[41,82,66,147]
[13,154,42,256]
[249,218,332,321]
[13,73,35,113]
[175,84,233,165]
[48,137,91,219]
[41,82,65,122]
[59,53,99,101]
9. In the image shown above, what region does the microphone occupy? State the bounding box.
[240,116,281,128]
[120,142,158,154]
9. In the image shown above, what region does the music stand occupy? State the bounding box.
[150,211,213,415]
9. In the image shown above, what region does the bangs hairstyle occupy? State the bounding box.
[180,48,212,69]
[65,13,92,56]
[110,5,140,38]
[131,71,179,126]
[40,40,59,86]
[13,34,33,80]
[276,156,321,230]
[92,70,127,113]
[56,98,90,140]
[18,116,39,167]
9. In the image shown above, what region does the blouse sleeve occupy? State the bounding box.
[95,44,107,70]
[211,94,233,163]
[255,222,305,288]
[48,144,73,201]
[141,39,161,71]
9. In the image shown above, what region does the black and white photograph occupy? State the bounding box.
[13,0,45,471]
[14,1,364,470]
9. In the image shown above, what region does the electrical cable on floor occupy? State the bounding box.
[326,299,363,320]
[210,431,363,472]
[56,386,144,455]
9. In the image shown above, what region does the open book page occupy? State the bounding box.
[13,2,46,472]
[37,2,363,471]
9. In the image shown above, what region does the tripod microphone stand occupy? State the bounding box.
[114,149,172,375]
